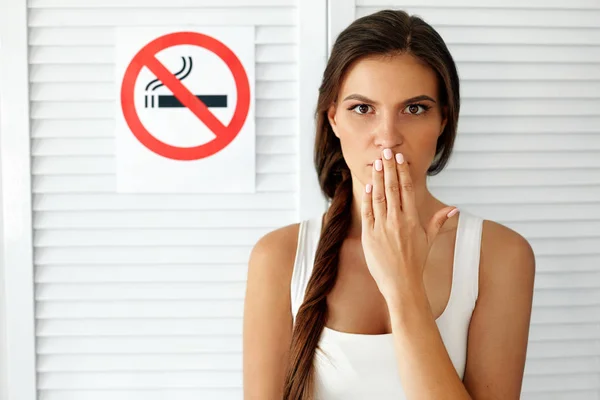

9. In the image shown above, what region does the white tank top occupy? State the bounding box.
[290,210,483,399]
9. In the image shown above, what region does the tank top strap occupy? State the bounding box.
[452,210,484,307]
[290,214,323,324]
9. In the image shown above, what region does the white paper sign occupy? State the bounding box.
[115,27,255,193]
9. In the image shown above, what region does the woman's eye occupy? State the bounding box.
[351,104,372,115]
[405,104,429,115]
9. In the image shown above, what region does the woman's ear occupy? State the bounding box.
[439,105,448,137]
[327,104,340,138]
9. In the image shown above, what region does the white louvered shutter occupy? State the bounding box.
[331,1,600,399]
[27,0,315,399]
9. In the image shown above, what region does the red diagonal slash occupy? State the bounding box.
[144,55,227,136]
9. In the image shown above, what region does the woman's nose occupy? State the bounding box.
[373,117,403,148]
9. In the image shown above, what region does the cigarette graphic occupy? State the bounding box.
[145,94,227,108]
[144,56,227,109]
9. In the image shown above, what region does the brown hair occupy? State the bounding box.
[283,9,461,399]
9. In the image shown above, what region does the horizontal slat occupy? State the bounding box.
[36,300,245,318]
[30,100,296,119]
[521,390,599,400]
[460,81,600,99]
[534,288,600,306]
[444,152,600,169]
[37,370,242,389]
[28,26,296,45]
[37,319,243,338]
[34,247,253,265]
[32,174,295,193]
[35,265,249,283]
[462,205,600,228]
[435,26,600,45]
[38,389,242,400]
[534,255,600,273]
[30,81,298,101]
[458,116,600,134]
[527,234,600,256]
[36,282,246,300]
[535,273,600,290]
[433,186,600,205]
[30,0,293,6]
[531,306,600,324]
[521,373,600,392]
[37,354,242,373]
[37,353,242,371]
[529,324,600,341]
[29,63,297,83]
[29,44,296,64]
[433,169,600,187]
[527,340,600,358]
[525,357,600,375]
[31,322,598,345]
[357,0,600,9]
[33,210,295,229]
[34,229,270,247]
[450,44,600,63]
[31,137,295,156]
[356,7,600,28]
[31,117,298,138]
[31,193,296,211]
[454,134,600,151]
[28,8,294,27]
[32,155,296,175]
[458,98,600,116]
[499,219,600,234]
[458,63,600,81]
[29,99,600,119]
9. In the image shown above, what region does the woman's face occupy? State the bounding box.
[327,53,447,188]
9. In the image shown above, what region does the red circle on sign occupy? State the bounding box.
[121,31,251,161]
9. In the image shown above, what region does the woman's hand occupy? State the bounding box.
[361,148,458,304]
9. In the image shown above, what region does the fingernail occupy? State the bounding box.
[365,184,372,193]
[375,160,383,171]
[447,208,459,218]
[383,149,393,160]
[395,153,404,164]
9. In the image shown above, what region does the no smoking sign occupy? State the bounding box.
[115,27,255,193]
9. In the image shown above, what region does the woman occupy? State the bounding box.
[243,9,535,400]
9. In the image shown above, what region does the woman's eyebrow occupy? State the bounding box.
[342,93,437,104]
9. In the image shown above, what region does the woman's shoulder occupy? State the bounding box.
[246,221,303,293]
[249,221,301,267]
[480,218,533,262]
[479,217,536,287]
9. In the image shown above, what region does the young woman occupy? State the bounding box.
[243,9,535,400]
